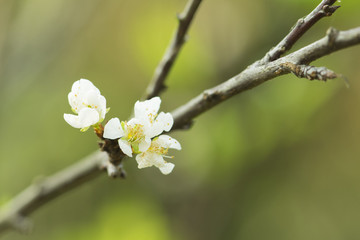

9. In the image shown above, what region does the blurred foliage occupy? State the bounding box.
[1,0,360,239]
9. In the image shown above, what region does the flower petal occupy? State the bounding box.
[71,78,100,95]
[134,97,161,123]
[78,108,100,127]
[70,79,101,110]
[157,112,173,132]
[103,118,124,139]
[68,92,80,113]
[64,108,99,129]
[147,112,173,137]
[84,90,103,109]
[127,117,142,126]
[118,139,133,157]
[64,113,83,128]
[157,135,181,150]
[98,95,107,119]
[135,149,176,174]
[135,153,154,169]
[159,162,175,175]
[138,137,151,152]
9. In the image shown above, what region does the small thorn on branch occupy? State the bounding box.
[279,62,341,81]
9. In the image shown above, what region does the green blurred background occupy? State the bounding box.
[1,0,360,239]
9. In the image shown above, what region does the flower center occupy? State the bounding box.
[148,142,169,156]
[123,122,145,143]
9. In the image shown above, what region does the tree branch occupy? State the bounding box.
[0,151,107,234]
[143,0,202,99]
[1,4,359,237]
[253,0,340,67]
[0,0,204,234]
[1,26,359,236]
[171,27,360,130]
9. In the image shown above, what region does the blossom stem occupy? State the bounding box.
[93,123,104,139]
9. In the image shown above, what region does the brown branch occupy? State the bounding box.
[143,0,203,100]
[253,0,340,67]
[171,27,360,130]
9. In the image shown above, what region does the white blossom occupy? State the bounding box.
[64,79,107,131]
[134,97,173,138]
[103,97,174,157]
[135,135,181,175]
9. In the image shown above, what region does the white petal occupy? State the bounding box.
[78,108,100,127]
[68,79,103,114]
[150,154,175,174]
[82,90,107,121]
[64,113,83,128]
[103,118,124,139]
[135,153,153,169]
[157,135,181,150]
[157,112,173,132]
[150,153,167,167]
[135,151,175,174]
[118,139,133,157]
[127,117,142,127]
[98,95,107,119]
[138,137,151,152]
[159,162,175,175]
[85,90,100,105]
[68,92,80,112]
[134,97,161,123]
[147,112,173,137]
[64,108,99,129]
[72,79,100,95]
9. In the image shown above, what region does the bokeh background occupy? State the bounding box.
[1,0,360,239]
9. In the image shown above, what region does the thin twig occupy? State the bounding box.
[143,0,202,100]
[253,0,340,67]
[171,27,360,130]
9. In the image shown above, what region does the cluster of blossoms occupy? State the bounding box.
[64,79,181,175]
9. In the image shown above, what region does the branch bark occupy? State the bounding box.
[143,0,202,99]
[171,27,360,130]
[0,151,107,234]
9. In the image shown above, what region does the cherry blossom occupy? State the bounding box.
[64,79,107,131]
[103,97,173,157]
[135,135,181,175]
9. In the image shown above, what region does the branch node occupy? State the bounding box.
[10,214,33,234]
[105,161,126,179]
[31,176,47,196]
[326,27,339,47]
[322,4,340,16]
[176,12,185,23]
[297,18,305,26]
[279,62,340,81]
